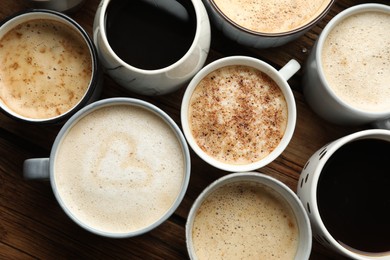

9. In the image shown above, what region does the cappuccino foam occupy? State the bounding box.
[189,65,288,165]
[54,105,185,233]
[192,181,299,259]
[212,0,331,33]
[322,11,390,112]
[0,19,92,119]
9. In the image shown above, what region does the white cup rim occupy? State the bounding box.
[315,3,390,117]
[98,0,205,74]
[49,97,191,238]
[180,56,297,172]
[186,172,312,259]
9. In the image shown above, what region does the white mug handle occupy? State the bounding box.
[371,118,390,130]
[23,158,50,180]
[279,59,301,81]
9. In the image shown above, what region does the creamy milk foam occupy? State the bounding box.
[322,11,390,112]
[54,105,185,233]
[212,0,331,33]
[189,65,288,165]
[192,181,299,259]
[0,19,92,119]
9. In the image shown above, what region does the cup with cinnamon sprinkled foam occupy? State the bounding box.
[181,56,299,172]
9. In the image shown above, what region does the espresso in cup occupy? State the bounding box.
[24,98,191,237]
[106,0,197,70]
[297,129,390,259]
[0,15,93,121]
[189,65,288,165]
[212,0,332,34]
[186,172,312,259]
[321,10,390,113]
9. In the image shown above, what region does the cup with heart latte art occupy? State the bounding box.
[23,97,191,238]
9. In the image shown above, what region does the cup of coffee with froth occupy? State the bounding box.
[202,0,334,48]
[0,9,102,124]
[186,172,312,259]
[23,98,191,237]
[181,56,299,172]
[303,4,390,129]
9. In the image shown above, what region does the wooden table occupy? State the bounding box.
[0,0,386,259]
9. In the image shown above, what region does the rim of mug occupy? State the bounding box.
[316,3,390,118]
[180,55,297,172]
[186,172,312,259]
[49,97,191,238]
[208,0,335,37]
[98,0,206,74]
[0,9,100,124]
[308,129,390,259]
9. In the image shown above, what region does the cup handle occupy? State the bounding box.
[23,158,50,181]
[278,59,301,81]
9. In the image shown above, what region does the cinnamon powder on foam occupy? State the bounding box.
[188,65,288,165]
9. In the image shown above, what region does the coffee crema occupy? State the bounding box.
[192,181,299,259]
[322,11,390,112]
[54,105,185,234]
[0,19,92,119]
[212,0,331,33]
[188,65,288,165]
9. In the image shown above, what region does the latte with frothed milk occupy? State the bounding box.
[54,104,185,234]
[0,18,92,119]
[322,11,390,112]
[212,0,332,33]
[192,181,299,259]
[188,65,288,165]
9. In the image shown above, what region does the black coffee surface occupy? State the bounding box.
[106,0,196,70]
[317,138,390,254]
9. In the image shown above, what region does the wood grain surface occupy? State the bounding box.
[0,0,386,259]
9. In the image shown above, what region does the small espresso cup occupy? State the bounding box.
[186,172,312,259]
[303,4,390,128]
[0,9,102,124]
[24,97,191,238]
[202,0,334,48]
[181,56,299,172]
[93,0,211,95]
[297,129,390,259]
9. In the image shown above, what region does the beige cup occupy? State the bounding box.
[181,56,299,172]
[186,172,312,259]
[0,9,102,124]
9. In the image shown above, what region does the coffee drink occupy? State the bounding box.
[54,104,185,233]
[106,0,196,70]
[0,19,92,119]
[188,65,288,165]
[192,181,299,259]
[322,11,390,112]
[212,0,332,33]
[317,138,390,255]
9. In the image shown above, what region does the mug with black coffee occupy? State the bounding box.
[93,0,211,95]
[297,129,390,260]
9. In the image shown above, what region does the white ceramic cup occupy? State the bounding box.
[181,56,299,172]
[0,9,102,124]
[202,0,334,48]
[23,97,191,238]
[297,129,390,259]
[303,4,390,129]
[186,172,312,260]
[93,0,211,96]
